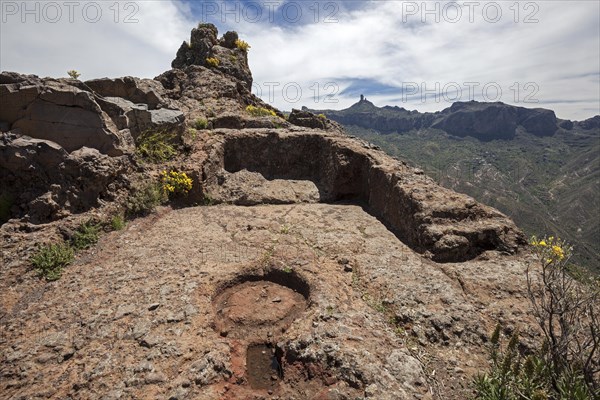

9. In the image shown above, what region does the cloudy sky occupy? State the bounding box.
[2,0,599,120]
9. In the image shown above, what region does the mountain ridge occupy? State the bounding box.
[307,97,599,141]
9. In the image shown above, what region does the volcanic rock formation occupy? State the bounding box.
[0,24,540,400]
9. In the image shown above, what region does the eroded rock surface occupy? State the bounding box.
[0,205,537,400]
[202,129,526,262]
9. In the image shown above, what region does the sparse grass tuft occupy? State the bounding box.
[31,243,74,281]
[135,129,178,163]
[126,182,167,217]
[71,222,100,250]
[110,215,126,231]
[194,118,208,130]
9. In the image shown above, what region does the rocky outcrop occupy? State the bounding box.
[0,73,127,156]
[0,69,195,223]
[577,115,600,130]
[432,102,521,140]
[83,77,172,110]
[0,133,127,223]
[288,109,327,129]
[172,23,252,89]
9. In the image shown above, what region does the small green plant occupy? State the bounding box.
[473,325,594,400]
[194,118,208,130]
[282,265,293,273]
[67,70,80,79]
[280,224,291,234]
[135,129,178,163]
[126,182,166,217]
[187,128,198,141]
[110,215,126,231]
[71,221,100,250]
[317,113,327,119]
[474,235,599,399]
[31,243,74,281]
[246,105,277,117]
[206,57,220,68]
[161,170,193,196]
[0,192,13,224]
[202,193,215,206]
[235,39,251,51]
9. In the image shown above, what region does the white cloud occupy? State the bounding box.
[1,0,192,79]
[1,0,598,120]
[237,0,600,120]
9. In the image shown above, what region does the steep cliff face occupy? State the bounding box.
[0,25,541,400]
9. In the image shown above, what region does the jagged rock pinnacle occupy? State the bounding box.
[171,23,252,88]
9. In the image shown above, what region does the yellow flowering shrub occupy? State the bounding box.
[246,105,276,117]
[530,235,570,265]
[235,39,251,52]
[161,170,192,196]
[206,57,220,68]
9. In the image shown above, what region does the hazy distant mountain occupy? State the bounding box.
[310,99,600,273]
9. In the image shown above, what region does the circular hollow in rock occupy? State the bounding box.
[213,270,310,339]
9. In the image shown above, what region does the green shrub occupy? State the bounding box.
[135,129,178,163]
[67,70,80,79]
[246,105,276,117]
[194,118,208,130]
[206,57,220,68]
[31,243,74,281]
[474,325,594,400]
[126,182,166,217]
[474,235,599,399]
[0,192,13,224]
[317,113,327,119]
[71,221,101,250]
[235,39,250,52]
[110,215,126,231]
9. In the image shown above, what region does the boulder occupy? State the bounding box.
[220,31,239,49]
[0,73,129,156]
[84,77,170,109]
[0,133,126,223]
[96,96,184,139]
[288,109,327,130]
